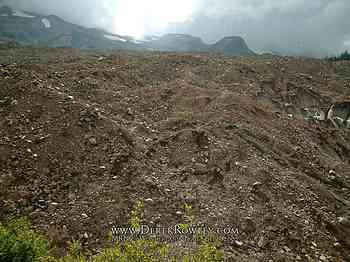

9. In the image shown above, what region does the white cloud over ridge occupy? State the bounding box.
[2,0,350,56]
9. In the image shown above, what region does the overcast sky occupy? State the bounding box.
[3,0,350,57]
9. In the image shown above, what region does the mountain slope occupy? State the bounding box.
[0,7,139,49]
[0,47,350,260]
[145,34,209,52]
[211,36,255,56]
[0,6,254,56]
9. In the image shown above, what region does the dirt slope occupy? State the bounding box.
[1,47,350,261]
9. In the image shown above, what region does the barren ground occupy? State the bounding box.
[1,47,350,261]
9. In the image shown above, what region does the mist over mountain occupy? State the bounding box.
[167,0,350,57]
[2,0,350,57]
[0,7,254,56]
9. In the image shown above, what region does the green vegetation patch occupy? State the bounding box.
[0,218,50,262]
[0,215,225,262]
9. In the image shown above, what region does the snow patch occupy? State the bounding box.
[139,35,160,42]
[13,10,35,18]
[150,36,160,41]
[104,34,127,42]
[131,39,144,44]
[41,18,51,28]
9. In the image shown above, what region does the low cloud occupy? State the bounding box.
[169,0,350,57]
[2,0,350,57]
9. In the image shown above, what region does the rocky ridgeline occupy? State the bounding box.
[0,5,254,56]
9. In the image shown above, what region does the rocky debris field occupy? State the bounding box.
[1,47,350,261]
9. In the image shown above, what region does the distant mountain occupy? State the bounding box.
[144,34,209,52]
[210,36,255,56]
[0,6,139,49]
[0,5,255,56]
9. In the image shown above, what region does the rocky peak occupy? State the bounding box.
[211,36,255,56]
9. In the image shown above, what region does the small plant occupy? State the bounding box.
[0,212,226,262]
[178,201,224,262]
[68,239,83,258]
[191,241,225,262]
[0,218,51,262]
[122,239,169,262]
[52,239,87,262]
[130,200,144,231]
[92,239,170,262]
[175,110,194,122]
[92,246,122,262]
[178,203,196,231]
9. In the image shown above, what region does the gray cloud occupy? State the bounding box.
[2,0,350,57]
[169,0,350,57]
[2,0,117,29]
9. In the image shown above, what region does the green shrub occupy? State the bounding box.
[178,203,196,231]
[0,218,50,262]
[175,110,194,122]
[191,241,224,262]
[0,216,225,262]
[130,201,144,231]
[56,239,87,262]
[93,238,223,262]
[101,239,169,262]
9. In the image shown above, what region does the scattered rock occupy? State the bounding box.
[253,181,262,187]
[258,235,264,248]
[1,47,349,262]
[241,217,256,233]
[283,246,291,253]
[329,170,336,175]
[235,240,244,247]
[338,217,349,226]
[88,137,98,146]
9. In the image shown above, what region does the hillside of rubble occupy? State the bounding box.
[0,47,350,261]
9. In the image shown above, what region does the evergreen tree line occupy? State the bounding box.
[327,50,350,61]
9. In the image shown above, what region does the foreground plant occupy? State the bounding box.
[0,218,50,262]
[0,215,225,262]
